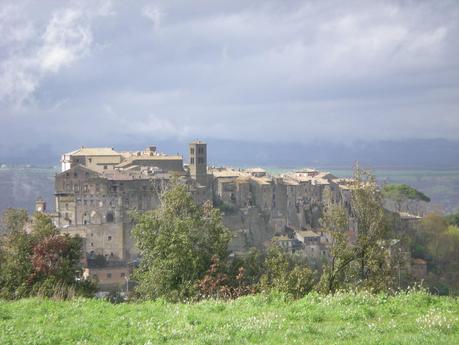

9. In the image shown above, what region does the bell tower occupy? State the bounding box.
[189,140,207,186]
[35,197,46,213]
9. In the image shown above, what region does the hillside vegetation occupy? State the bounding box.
[1,291,458,345]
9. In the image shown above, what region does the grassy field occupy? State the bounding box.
[1,291,458,345]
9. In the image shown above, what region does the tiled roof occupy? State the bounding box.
[67,147,120,156]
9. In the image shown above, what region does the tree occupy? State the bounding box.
[260,245,315,298]
[445,211,459,227]
[0,208,28,235]
[382,184,430,204]
[132,184,231,301]
[415,212,459,294]
[0,219,34,298]
[351,166,392,288]
[382,184,430,214]
[317,201,352,293]
[0,210,93,299]
[319,165,394,293]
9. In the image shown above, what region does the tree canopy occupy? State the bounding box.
[0,210,94,299]
[132,183,231,301]
[382,184,431,203]
[319,165,394,293]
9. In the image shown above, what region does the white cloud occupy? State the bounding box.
[143,4,164,31]
[0,1,111,107]
[0,0,458,149]
[38,8,92,72]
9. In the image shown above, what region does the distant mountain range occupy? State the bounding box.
[1,138,458,169]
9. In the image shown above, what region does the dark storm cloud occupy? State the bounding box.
[0,0,459,156]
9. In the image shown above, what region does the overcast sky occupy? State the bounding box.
[1,0,459,156]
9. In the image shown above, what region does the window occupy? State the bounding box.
[120,272,125,278]
[91,242,94,247]
[198,157,204,164]
[190,148,195,154]
[190,157,195,164]
[108,236,112,241]
[107,273,112,279]
[106,213,114,223]
[103,165,108,170]
[88,158,92,163]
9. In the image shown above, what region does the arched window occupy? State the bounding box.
[106,212,114,223]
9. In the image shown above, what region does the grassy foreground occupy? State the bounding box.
[1,291,458,345]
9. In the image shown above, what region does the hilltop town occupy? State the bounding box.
[35,141,423,290]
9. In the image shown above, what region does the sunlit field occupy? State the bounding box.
[1,291,458,345]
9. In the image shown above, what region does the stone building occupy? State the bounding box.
[61,147,122,172]
[53,141,394,290]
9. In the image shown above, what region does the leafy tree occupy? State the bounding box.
[445,211,459,227]
[319,165,394,293]
[382,184,430,213]
[29,235,82,284]
[260,245,315,298]
[415,212,459,294]
[0,210,93,299]
[132,184,231,301]
[0,208,28,235]
[351,166,392,288]
[317,201,352,293]
[0,221,34,298]
[382,184,430,203]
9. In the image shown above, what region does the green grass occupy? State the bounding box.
[1,291,458,345]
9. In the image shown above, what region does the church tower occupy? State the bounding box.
[189,140,207,186]
[35,197,46,213]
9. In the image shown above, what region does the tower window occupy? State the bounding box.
[190,148,195,154]
[106,213,114,223]
[190,157,195,164]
